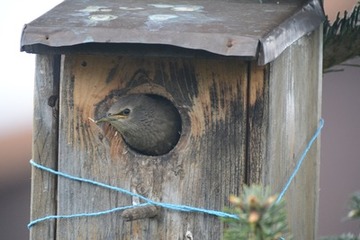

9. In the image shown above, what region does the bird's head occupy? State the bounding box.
[95,94,160,135]
[95,95,149,131]
[96,104,132,123]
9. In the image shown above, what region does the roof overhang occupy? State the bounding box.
[21,0,325,65]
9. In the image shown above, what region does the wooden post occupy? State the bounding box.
[30,54,60,239]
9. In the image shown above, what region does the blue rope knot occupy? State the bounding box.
[28,118,324,233]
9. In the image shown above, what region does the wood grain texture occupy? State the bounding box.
[32,27,322,239]
[247,63,269,184]
[56,55,248,239]
[30,54,60,239]
[261,28,322,239]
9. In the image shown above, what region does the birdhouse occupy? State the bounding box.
[21,0,325,239]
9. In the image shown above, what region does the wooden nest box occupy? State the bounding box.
[21,0,325,239]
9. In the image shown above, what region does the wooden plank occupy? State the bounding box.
[57,55,248,239]
[263,28,322,239]
[30,54,60,239]
[246,63,269,184]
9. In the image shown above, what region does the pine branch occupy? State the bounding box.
[347,191,360,220]
[320,233,360,240]
[320,191,360,240]
[222,185,290,240]
[323,2,360,70]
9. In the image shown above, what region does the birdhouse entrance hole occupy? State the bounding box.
[95,92,182,157]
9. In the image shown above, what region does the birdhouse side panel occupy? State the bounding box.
[265,28,322,239]
[56,54,248,239]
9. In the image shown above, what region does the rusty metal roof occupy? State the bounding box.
[20,0,324,65]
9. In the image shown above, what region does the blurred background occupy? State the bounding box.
[0,0,359,239]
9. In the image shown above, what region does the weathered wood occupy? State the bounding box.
[248,28,322,239]
[247,62,269,184]
[56,56,248,239]
[30,54,60,239]
[31,28,322,240]
[121,205,159,221]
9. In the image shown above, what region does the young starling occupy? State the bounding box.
[96,94,181,156]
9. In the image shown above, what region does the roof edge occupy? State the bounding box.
[258,0,325,65]
[20,26,259,57]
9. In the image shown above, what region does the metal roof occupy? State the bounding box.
[20,0,324,65]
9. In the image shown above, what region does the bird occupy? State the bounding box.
[95,94,181,156]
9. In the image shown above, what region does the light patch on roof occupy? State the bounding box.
[89,14,118,21]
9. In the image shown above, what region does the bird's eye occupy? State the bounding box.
[107,113,112,117]
[122,108,131,115]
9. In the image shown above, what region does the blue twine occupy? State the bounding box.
[28,161,239,228]
[276,118,324,203]
[28,118,324,231]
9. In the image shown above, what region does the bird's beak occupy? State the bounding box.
[94,117,111,124]
[95,114,127,124]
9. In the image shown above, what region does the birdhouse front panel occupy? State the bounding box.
[55,54,248,239]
